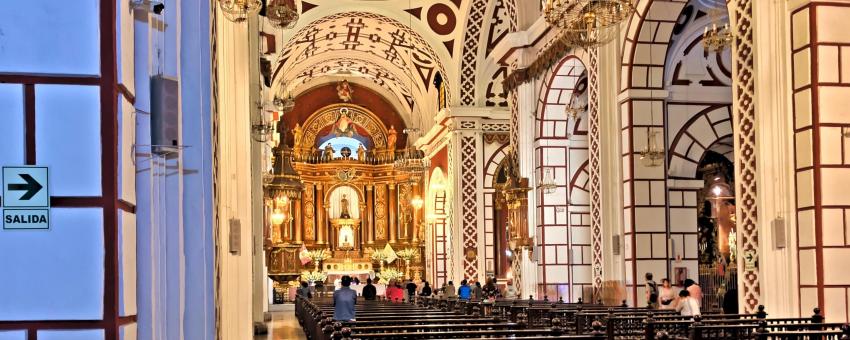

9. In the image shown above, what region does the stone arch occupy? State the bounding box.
[668,105,733,179]
[570,160,591,207]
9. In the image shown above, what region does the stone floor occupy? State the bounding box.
[254,306,307,340]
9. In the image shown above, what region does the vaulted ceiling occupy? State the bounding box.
[261,0,535,135]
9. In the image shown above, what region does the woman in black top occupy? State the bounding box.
[419,281,432,296]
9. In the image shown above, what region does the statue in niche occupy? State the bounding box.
[337,80,354,102]
[340,194,351,219]
[387,125,398,151]
[293,123,303,147]
[324,144,334,161]
[357,144,366,160]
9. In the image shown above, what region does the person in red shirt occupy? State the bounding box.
[385,279,404,302]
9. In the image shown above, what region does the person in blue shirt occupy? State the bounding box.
[457,279,472,300]
[333,275,357,321]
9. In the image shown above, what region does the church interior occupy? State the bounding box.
[1,0,850,339]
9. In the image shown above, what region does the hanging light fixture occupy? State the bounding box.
[702,8,732,52]
[543,0,635,48]
[411,196,424,210]
[639,129,664,167]
[219,0,263,23]
[266,0,299,29]
[538,168,558,195]
[394,128,431,182]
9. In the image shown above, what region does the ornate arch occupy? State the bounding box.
[570,160,591,207]
[536,56,589,139]
[485,143,510,189]
[297,104,391,151]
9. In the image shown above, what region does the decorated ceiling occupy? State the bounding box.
[262,0,535,134]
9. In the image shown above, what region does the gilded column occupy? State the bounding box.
[316,184,326,245]
[412,182,421,244]
[388,183,397,244]
[294,197,303,243]
[374,185,388,241]
[366,185,375,244]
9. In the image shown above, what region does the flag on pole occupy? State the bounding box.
[383,243,397,264]
[299,244,312,265]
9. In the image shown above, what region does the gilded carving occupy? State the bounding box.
[374,185,387,240]
[303,184,315,240]
[297,105,389,151]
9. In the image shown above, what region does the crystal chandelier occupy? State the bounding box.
[543,0,635,47]
[538,168,558,195]
[393,128,430,182]
[219,0,263,23]
[273,93,295,113]
[703,22,732,52]
[639,129,664,167]
[267,0,299,29]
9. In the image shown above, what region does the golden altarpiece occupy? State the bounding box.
[264,103,425,284]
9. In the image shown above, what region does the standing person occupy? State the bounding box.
[420,281,433,297]
[362,278,377,301]
[297,281,313,299]
[458,279,472,300]
[645,272,659,309]
[658,278,676,310]
[675,289,700,317]
[333,276,357,321]
[482,278,500,299]
[445,281,457,298]
[314,280,325,297]
[405,279,417,302]
[503,279,518,299]
[684,279,703,307]
[471,281,483,301]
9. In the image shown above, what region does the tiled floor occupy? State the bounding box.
[254,308,307,340]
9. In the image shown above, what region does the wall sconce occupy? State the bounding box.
[411,196,424,210]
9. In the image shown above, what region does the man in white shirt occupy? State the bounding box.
[675,289,700,317]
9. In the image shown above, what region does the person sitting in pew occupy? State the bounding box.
[458,279,472,300]
[471,281,483,300]
[658,278,676,310]
[444,281,457,298]
[333,275,357,322]
[503,279,518,299]
[297,281,312,299]
[385,279,404,302]
[362,278,377,300]
[675,289,700,317]
[419,281,432,297]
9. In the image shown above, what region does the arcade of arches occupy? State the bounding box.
[3,0,850,339]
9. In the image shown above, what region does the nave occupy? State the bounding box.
[294,294,849,339]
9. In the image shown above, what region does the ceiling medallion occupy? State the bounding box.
[218,0,262,23]
[267,0,299,29]
[543,0,636,48]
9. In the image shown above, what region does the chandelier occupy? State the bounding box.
[538,168,558,195]
[639,129,664,167]
[565,105,582,121]
[273,93,295,113]
[543,0,635,47]
[218,0,262,23]
[394,146,430,182]
[267,0,299,29]
[703,21,732,52]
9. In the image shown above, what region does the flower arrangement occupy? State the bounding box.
[376,268,404,283]
[306,248,331,262]
[370,248,388,262]
[396,248,419,262]
[301,270,327,283]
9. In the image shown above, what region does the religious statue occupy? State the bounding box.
[323,144,334,161]
[337,80,353,102]
[333,107,355,138]
[357,144,366,161]
[387,125,398,151]
[340,194,351,219]
[292,123,303,147]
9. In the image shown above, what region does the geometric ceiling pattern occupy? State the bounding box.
[265,0,522,131]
